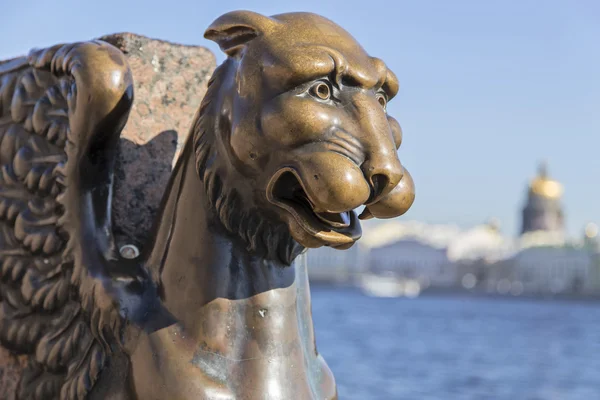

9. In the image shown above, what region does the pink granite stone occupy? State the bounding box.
[99,33,216,249]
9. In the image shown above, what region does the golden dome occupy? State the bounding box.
[529,162,563,199]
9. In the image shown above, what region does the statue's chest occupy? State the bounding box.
[129,302,337,400]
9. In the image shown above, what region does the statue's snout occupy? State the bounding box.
[353,93,405,206]
[360,166,415,220]
[361,152,404,205]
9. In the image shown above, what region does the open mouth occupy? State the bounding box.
[266,169,361,245]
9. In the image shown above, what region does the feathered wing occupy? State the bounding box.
[0,41,138,399]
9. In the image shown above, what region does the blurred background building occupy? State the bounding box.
[521,161,564,236]
[308,162,600,298]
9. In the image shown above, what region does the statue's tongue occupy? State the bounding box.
[315,210,351,228]
[293,189,350,228]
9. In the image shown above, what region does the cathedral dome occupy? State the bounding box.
[528,162,563,199]
[520,161,565,235]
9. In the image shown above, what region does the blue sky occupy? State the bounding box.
[2,0,599,237]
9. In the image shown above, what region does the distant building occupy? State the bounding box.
[362,220,513,290]
[369,239,455,288]
[583,223,600,292]
[521,162,564,236]
[306,244,363,284]
[509,246,592,295]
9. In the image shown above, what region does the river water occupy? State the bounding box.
[311,287,600,400]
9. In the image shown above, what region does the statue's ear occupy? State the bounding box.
[204,10,277,58]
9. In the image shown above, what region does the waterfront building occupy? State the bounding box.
[520,162,564,236]
[368,239,454,288]
[306,242,364,284]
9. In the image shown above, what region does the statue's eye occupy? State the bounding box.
[376,92,388,110]
[309,81,331,101]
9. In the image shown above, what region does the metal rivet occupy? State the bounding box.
[120,244,140,259]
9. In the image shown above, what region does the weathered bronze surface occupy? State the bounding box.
[0,10,414,399]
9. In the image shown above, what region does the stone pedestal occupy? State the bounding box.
[100,33,216,249]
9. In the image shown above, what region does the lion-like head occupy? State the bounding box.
[196,11,414,263]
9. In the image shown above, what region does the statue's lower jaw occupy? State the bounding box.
[306,210,362,247]
[268,189,362,247]
[314,225,361,246]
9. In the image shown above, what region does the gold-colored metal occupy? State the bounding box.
[530,177,563,199]
[0,11,415,399]
[529,162,563,199]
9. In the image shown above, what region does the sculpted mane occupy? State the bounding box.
[192,60,303,266]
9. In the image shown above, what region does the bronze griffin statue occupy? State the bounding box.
[0,10,415,400]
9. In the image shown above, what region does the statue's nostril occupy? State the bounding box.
[369,173,390,203]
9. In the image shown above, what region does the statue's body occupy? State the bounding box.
[0,11,414,399]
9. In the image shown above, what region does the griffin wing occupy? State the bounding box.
[0,41,158,400]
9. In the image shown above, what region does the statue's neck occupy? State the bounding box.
[139,138,334,398]
[143,135,313,349]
